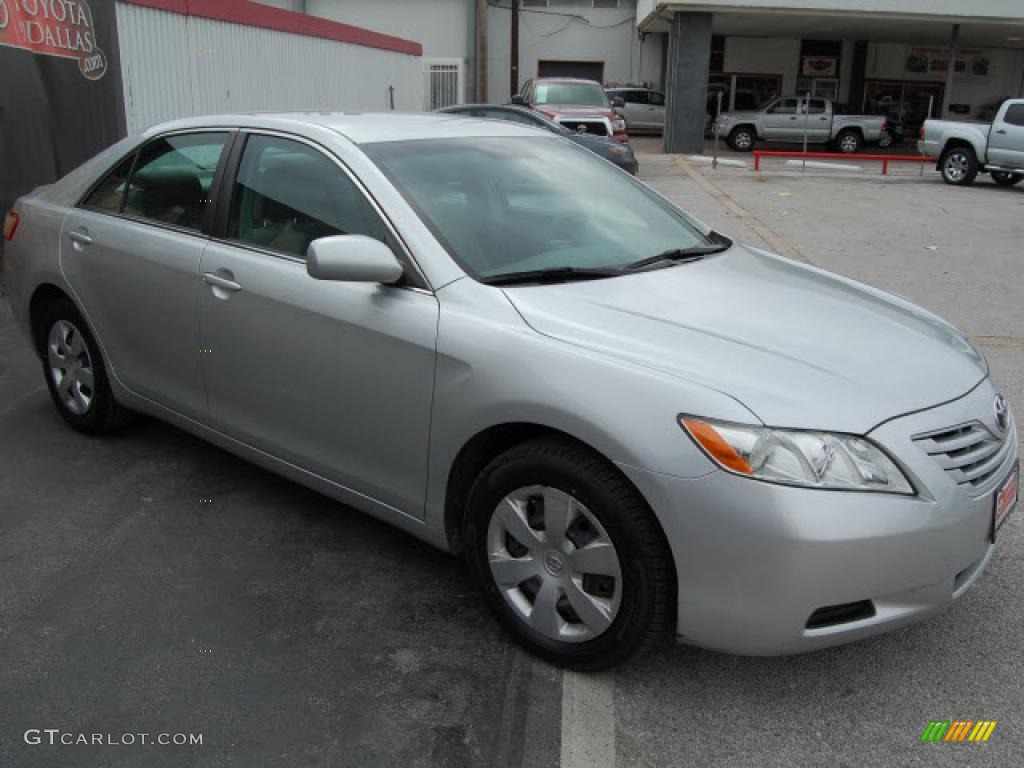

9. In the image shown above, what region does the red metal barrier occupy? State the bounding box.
[752,150,931,175]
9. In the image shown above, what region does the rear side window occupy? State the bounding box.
[648,92,665,106]
[1004,104,1024,127]
[122,132,229,231]
[807,99,827,114]
[82,153,136,212]
[227,134,388,259]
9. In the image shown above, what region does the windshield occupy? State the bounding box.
[534,82,609,107]
[365,137,713,281]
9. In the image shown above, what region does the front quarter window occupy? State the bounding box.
[365,137,714,282]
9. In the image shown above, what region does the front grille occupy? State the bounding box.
[558,119,609,137]
[913,421,1011,488]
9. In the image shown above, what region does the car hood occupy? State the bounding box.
[502,245,987,434]
[536,105,616,118]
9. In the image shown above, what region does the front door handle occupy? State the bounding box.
[67,229,93,246]
[995,129,1007,135]
[203,272,242,292]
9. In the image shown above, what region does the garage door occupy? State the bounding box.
[537,60,604,83]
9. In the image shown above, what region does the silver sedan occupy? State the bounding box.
[3,113,1018,669]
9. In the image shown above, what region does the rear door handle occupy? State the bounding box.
[203,272,242,292]
[995,129,1007,134]
[67,229,92,246]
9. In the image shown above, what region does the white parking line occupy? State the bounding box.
[561,670,615,768]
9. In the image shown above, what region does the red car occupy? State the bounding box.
[513,77,629,142]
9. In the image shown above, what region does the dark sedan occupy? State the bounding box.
[436,104,638,175]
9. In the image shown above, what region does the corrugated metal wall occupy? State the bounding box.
[116,2,422,133]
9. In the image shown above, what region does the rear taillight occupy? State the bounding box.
[920,126,927,140]
[3,211,19,242]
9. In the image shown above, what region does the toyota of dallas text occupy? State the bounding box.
[2,113,1017,669]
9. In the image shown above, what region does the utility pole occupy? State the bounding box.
[476,0,488,102]
[510,0,520,100]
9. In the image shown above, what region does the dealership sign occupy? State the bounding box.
[0,0,107,79]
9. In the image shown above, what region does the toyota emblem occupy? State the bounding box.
[994,394,1009,434]
[575,124,588,134]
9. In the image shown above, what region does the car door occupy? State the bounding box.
[804,99,831,142]
[60,130,233,421]
[647,92,666,132]
[198,132,439,517]
[987,102,1024,169]
[761,98,800,141]
[620,90,649,130]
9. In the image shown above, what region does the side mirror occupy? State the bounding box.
[306,235,404,284]
[612,96,625,109]
[510,94,525,105]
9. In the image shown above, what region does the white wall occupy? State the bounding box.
[486,1,658,102]
[308,0,470,59]
[723,37,801,93]
[116,2,422,133]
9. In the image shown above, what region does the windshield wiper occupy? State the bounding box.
[479,266,623,286]
[625,243,730,271]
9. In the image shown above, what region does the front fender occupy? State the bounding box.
[423,278,759,532]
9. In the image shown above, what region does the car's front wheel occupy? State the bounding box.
[464,438,674,670]
[39,298,132,434]
[991,171,1023,187]
[728,126,756,152]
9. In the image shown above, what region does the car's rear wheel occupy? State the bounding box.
[834,129,863,154]
[464,438,674,670]
[940,146,979,186]
[991,171,1023,187]
[40,298,132,434]
[728,126,755,152]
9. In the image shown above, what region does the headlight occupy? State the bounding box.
[612,118,626,132]
[679,416,914,495]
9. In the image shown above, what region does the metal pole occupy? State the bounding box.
[802,91,810,171]
[921,94,934,176]
[510,0,520,100]
[712,90,723,169]
[941,24,960,117]
[477,0,488,102]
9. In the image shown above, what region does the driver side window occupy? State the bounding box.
[768,99,798,115]
[227,135,388,259]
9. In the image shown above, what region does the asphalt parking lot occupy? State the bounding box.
[2,151,1022,767]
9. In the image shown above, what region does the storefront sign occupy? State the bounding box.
[801,57,838,78]
[905,47,990,80]
[0,0,107,80]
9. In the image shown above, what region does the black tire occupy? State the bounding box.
[464,438,675,670]
[877,131,893,149]
[39,297,132,434]
[728,126,756,152]
[834,129,863,154]
[939,146,979,186]
[991,171,1023,187]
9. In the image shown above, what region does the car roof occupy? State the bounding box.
[138,111,548,145]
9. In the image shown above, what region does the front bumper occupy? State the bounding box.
[620,378,1017,655]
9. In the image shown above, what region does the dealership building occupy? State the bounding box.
[3,0,1024,222]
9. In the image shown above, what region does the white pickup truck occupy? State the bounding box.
[714,96,887,154]
[920,99,1024,186]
